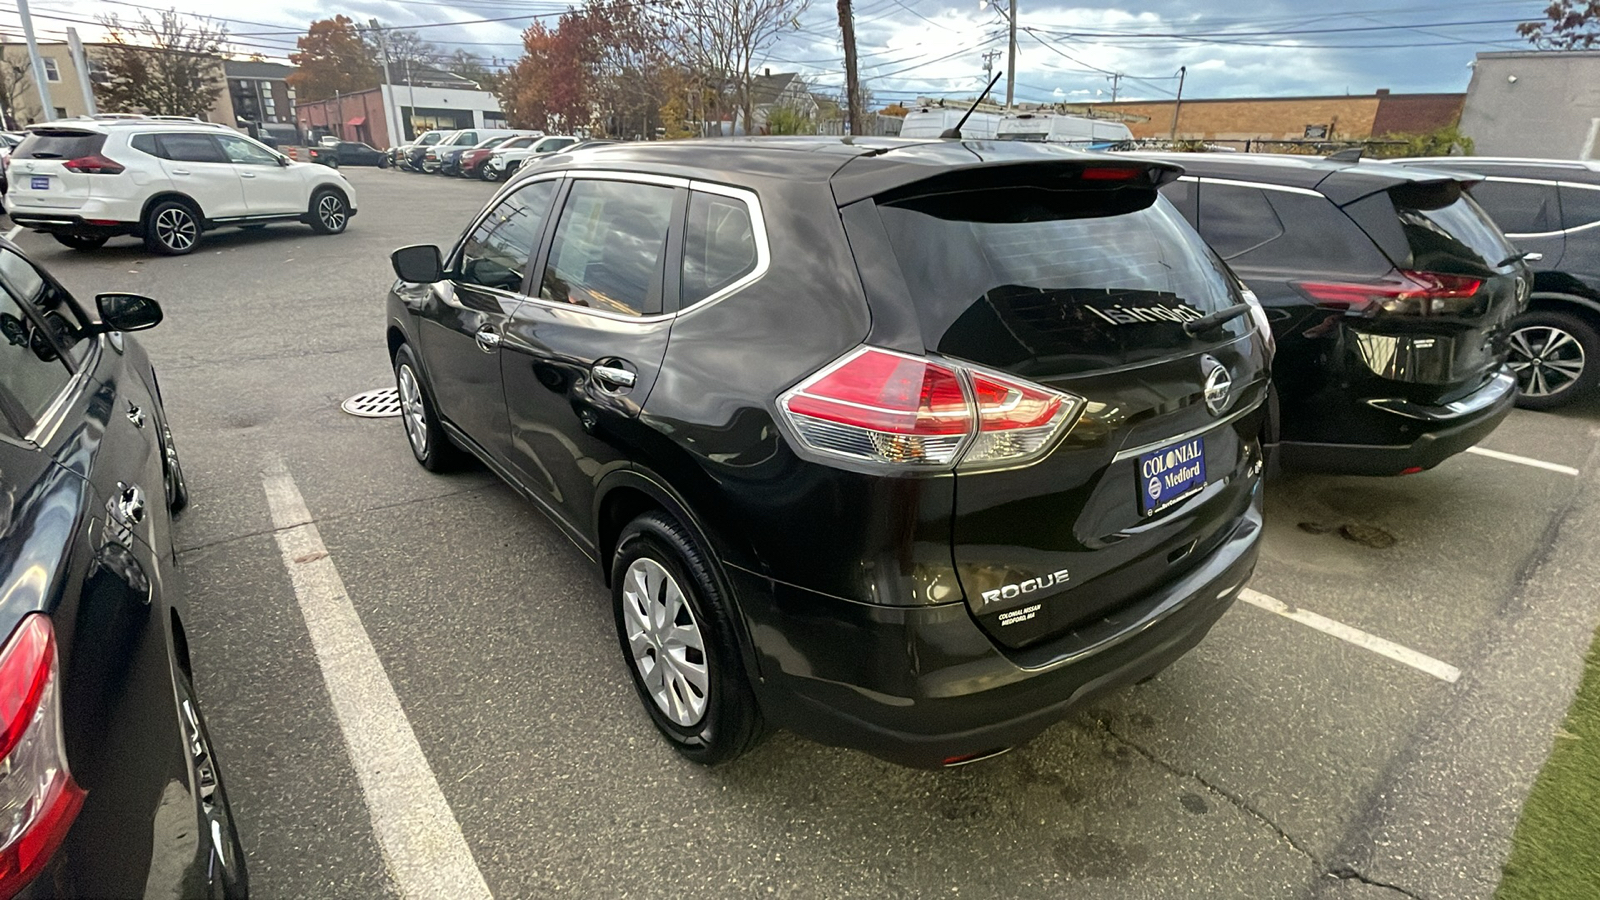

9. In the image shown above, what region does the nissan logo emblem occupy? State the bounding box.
[1201,356,1233,416]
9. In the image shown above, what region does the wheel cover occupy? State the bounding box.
[318,194,347,231]
[155,208,196,251]
[622,557,709,727]
[397,364,428,456]
[1508,324,1586,398]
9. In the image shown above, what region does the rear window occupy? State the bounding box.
[1389,181,1514,276]
[15,130,103,160]
[876,183,1244,373]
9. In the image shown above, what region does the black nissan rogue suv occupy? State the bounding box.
[1135,152,1530,476]
[384,138,1272,768]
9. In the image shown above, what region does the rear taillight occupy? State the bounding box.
[1293,270,1483,317]
[778,347,1084,470]
[62,154,124,175]
[0,616,84,895]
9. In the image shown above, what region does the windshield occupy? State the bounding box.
[877,186,1245,374]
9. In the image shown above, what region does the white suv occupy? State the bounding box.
[2,117,357,255]
[481,135,579,181]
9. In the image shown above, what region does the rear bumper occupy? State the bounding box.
[6,212,137,236]
[1279,368,1516,476]
[734,493,1262,768]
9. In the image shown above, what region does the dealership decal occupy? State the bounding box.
[1083,302,1205,326]
[998,604,1043,627]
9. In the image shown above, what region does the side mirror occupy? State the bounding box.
[391,245,444,284]
[95,293,162,332]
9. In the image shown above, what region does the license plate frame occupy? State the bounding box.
[28,176,48,190]
[1138,436,1207,517]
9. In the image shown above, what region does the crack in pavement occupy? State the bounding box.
[1327,864,1425,899]
[1089,716,1326,868]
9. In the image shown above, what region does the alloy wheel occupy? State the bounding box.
[318,194,347,231]
[155,208,197,252]
[1508,324,1586,398]
[621,557,709,727]
[397,364,428,457]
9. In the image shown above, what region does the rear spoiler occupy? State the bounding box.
[1316,163,1482,206]
[831,145,1183,207]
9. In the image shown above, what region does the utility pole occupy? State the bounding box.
[1005,0,1018,108]
[16,0,55,121]
[838,0,863,135]
[1169,65,1186,142]
[1106,72,1122,102]
[66,28,96,116]
[369,19,403,148]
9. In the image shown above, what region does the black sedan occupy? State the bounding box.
[333,141,390,168]
[0,239,247,897]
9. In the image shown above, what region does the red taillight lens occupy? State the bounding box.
[0,616,85,896]
[62,154,124,175]
[779,347,1083,469]
[1293,270,1482,316]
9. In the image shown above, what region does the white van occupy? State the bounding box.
[899,107,1001,140]
[996,113,1133,147]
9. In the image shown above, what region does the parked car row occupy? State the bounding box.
[387,128,587,181]
[379,137,1552,774]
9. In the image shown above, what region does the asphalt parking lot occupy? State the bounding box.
[16,166,1600,900]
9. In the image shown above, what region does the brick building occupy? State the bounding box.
[1084,90,1464,142]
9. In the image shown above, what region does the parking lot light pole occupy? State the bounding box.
[1169,65,1186,142]
[369,19,403,149]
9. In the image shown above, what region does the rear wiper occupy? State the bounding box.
[1182,303,1252,337]
[27,152,62,159]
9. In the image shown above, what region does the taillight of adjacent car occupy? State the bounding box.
[62,155,125,175]
[778,346,1084,471]
[1293,269,1484,317]
[0,615,84,898]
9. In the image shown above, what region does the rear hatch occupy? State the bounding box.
[857,162,1270,650]
[6,129,108,210]
[1316,179,1527,405]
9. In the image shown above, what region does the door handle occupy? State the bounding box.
[111,482,146,527]
[241,172,257,179]
[170,169,191,176]
[474,327,501,352]
[592,364,636,389]
[126,402,146,428]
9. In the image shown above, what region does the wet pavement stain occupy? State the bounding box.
[1339,523,1397,549]
[1179,791,1209,815]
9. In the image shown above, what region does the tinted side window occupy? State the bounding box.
[130,133,161,157]
[539,180,676,317]
[1559,184,1600,230]
[0,248,85,365]
[1230,189,1389,274]
[155,134,227,164]
[1157,178,1197,225]
[457,179,558,292]
[0,284,73,433]
[1468,180,1558,234]
[682,192,758,308]
[1198,183,1284,260]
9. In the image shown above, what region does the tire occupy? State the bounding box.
[611,511,765,766]
[481,165,502,183]
[142,201,201,256]
[393,344,464,471]
[53,233,108,251]
[1506,308,1600,411]
[308,188,348,235]
[176,669,249,899]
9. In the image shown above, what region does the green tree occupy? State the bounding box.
[92,10,228,118]
[1372,125,1476,158]
[765,104,816,135]
[1518,1,1600,49]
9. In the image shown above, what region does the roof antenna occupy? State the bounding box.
[1327,147,1364,163]
[940,71,1004,139]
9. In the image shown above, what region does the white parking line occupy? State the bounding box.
[4,225,21,241]
[1465,446,1580,477]
[263,466,494,900]
[1238,588,1462,683]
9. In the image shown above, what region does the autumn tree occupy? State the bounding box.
[442,48,496,90]
[499,20,590,131]
[1519,1,1600,48]
[289,16,379,101]
[92,11,228,118]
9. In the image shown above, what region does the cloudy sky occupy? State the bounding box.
[6,0,1553,105]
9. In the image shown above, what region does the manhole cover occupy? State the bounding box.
[341,387,401,418]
